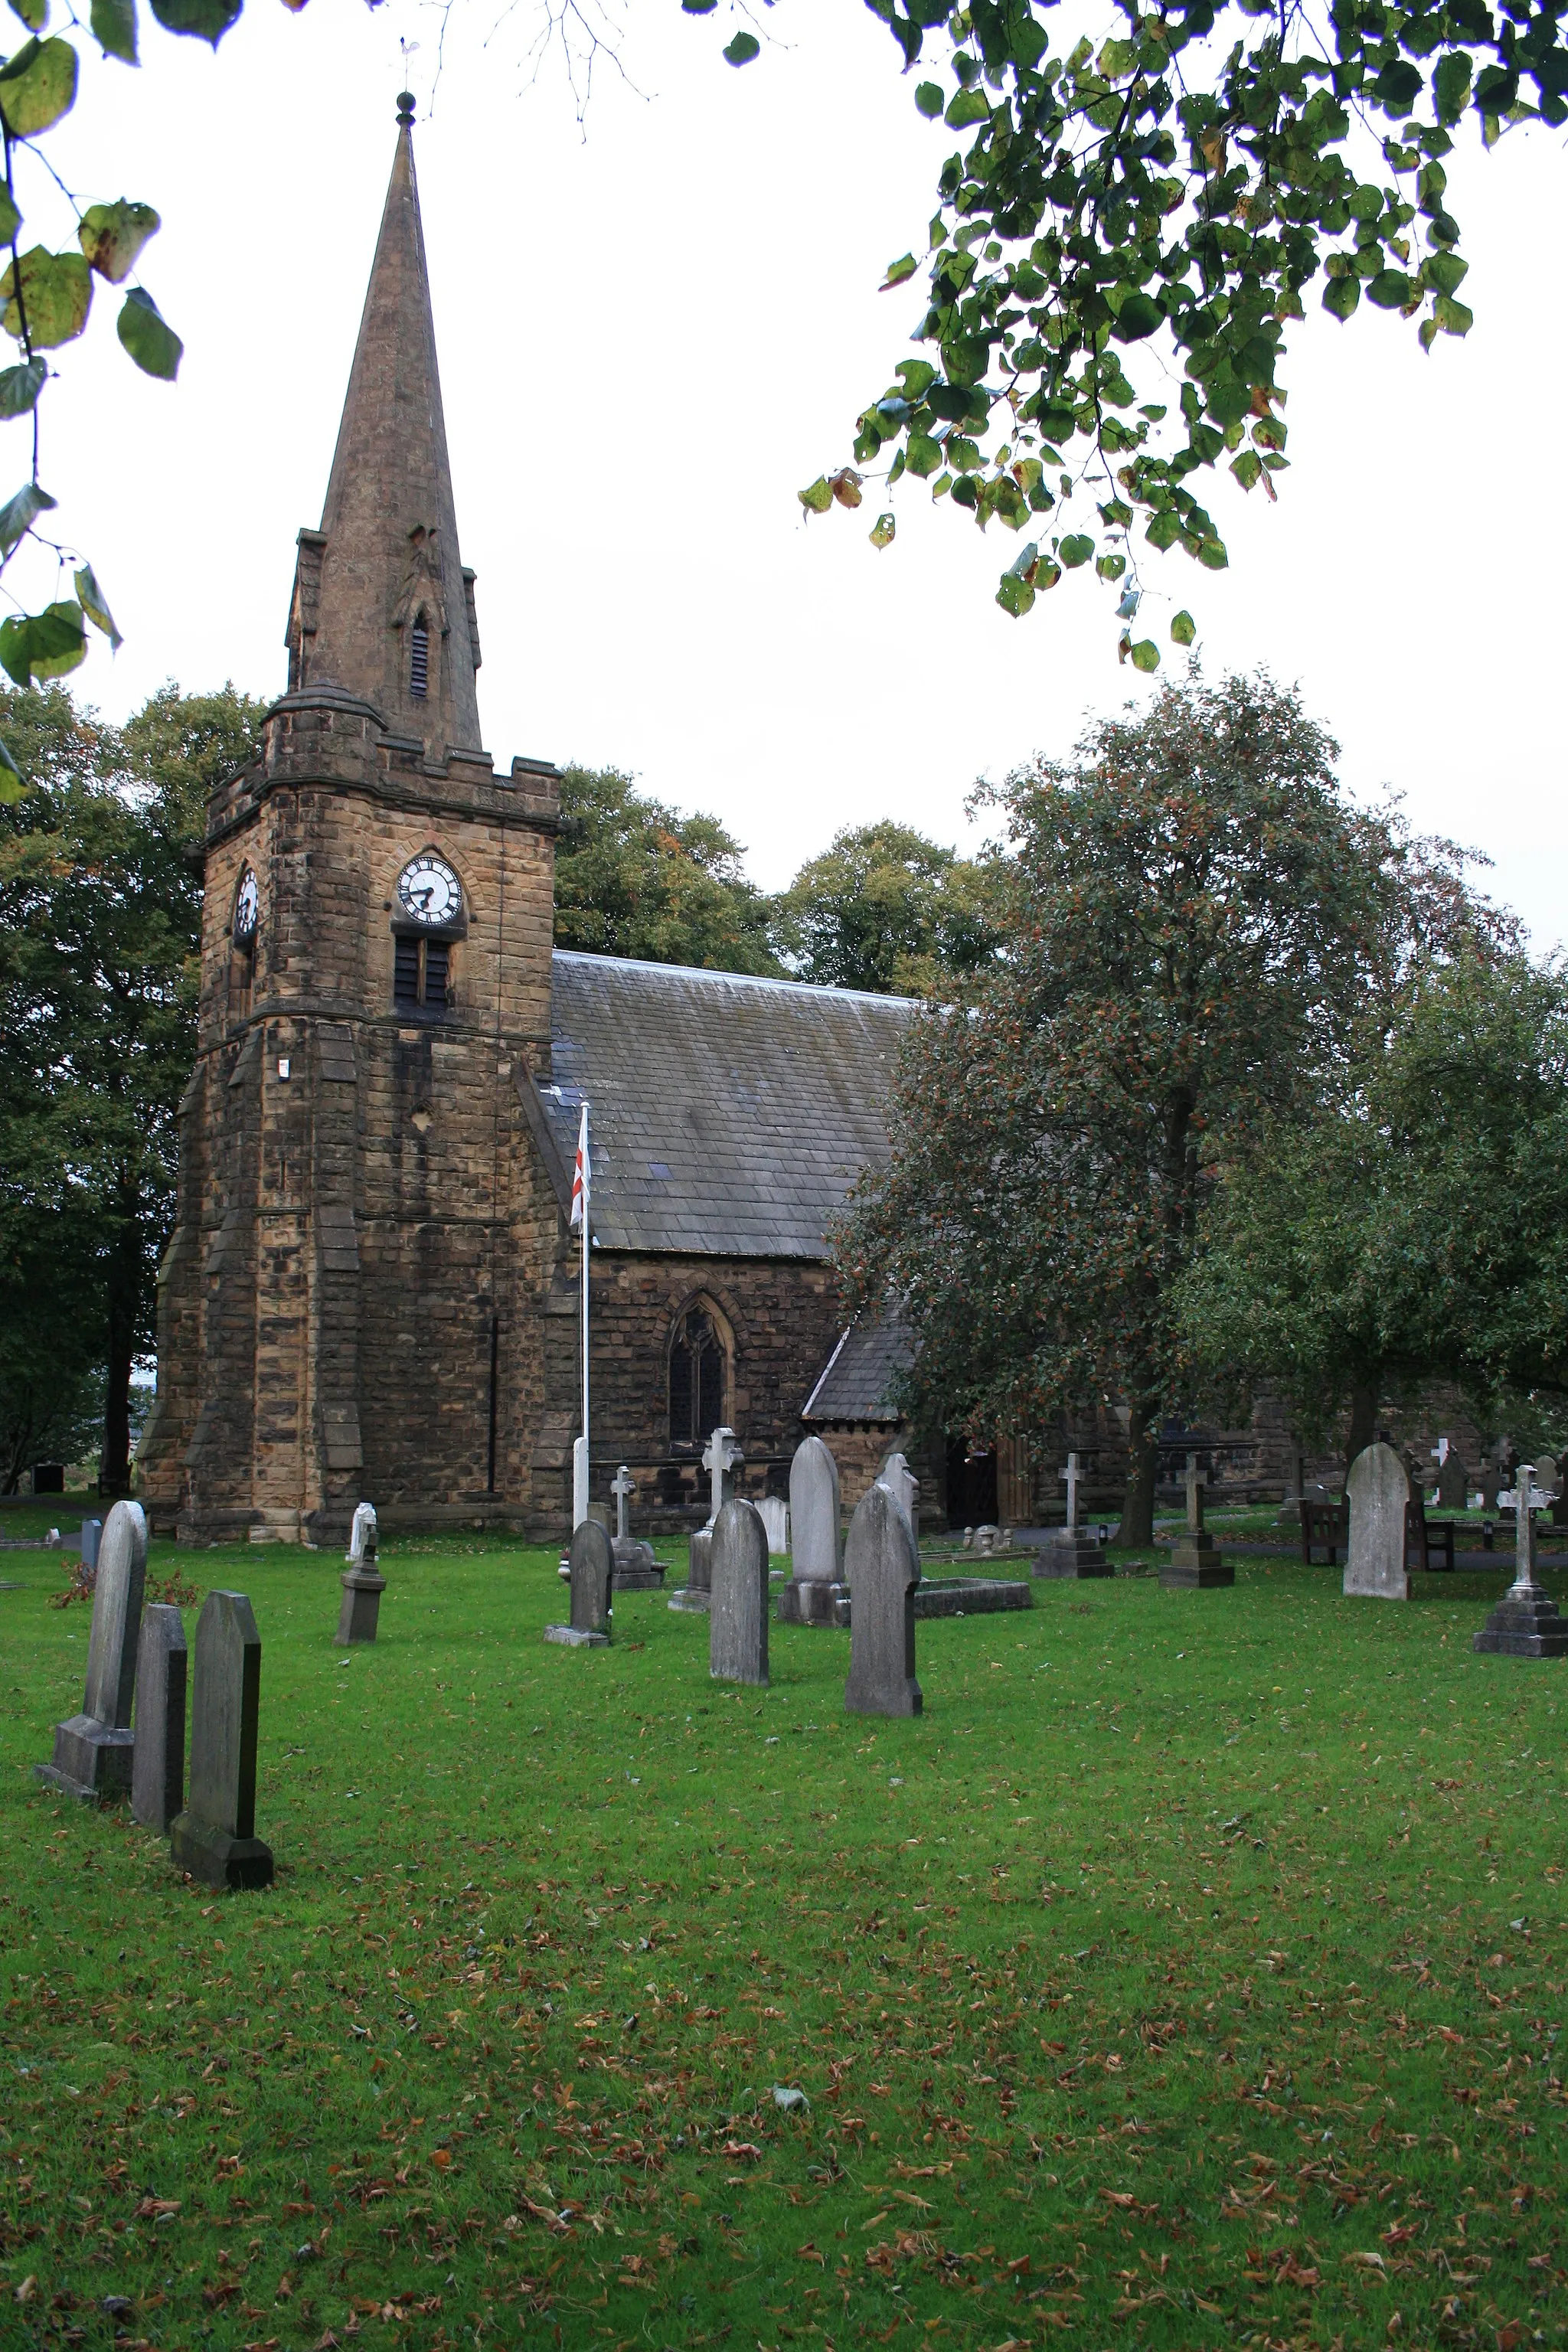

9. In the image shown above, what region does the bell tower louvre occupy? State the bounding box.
[139,96,564,1545]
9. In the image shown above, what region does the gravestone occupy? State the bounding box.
[756,1496,789,1555]
[1035,1449,1109,1576]
[1436,1446,1468,1514]
[710,1499,769,1686]
[878,1452,919,1530]
[844,1479,922,1718]
[132,1603,187,1834]
[670,1426,743,1611]
[545,1521,613,1646]
[169,1590,273,1890]
[335,1502,386,1645]
[1344,1442,1411,1601]
[609,1465,662,1588]
[1474,1462,1568,1658]
[1478,1455,1503,1512]
[778,1435,844,1626]
[34,1499,146,1802]
[1161,1453,1233,1589]
[79,1518,103,1573]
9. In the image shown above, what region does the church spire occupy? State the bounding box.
[286,93,483,755]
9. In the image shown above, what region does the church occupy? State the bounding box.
[137,97,948,1547]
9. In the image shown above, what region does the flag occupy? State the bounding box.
[570,1101,590,1230]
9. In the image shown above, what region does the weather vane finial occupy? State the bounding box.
[397,38,417,125]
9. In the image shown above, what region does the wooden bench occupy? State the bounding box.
[1406,1495,1456,1571]
[1299,1500,1346,1565]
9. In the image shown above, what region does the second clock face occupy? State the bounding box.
[234,867,259,939]
[397,852,462,926]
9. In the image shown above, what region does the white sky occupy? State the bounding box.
[20,0,1566,940]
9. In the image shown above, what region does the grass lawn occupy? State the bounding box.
[1,1529,1564,2352]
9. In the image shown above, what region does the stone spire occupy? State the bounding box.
[286,93,483,755]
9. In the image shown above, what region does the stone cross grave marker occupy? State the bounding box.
[1036,1447,1109,1579]
[844,1479,923,1718]
[1061,1450,1080,1530]
[1161,1452,1233,1589]
[778,1435,842,1625]
[1436,1446,1468,1514]
[702,1426,744,1524]
[1344,1442,1411,1601]
[546,1521,614,1645]
[169,1590,274,1889]
[132,1604,188,1834]
[612,1465,636,1541]
[1474,1462,1568,1657]
[35,1498,146,1802]
[336,1501,385,1645]
[710,1499,769,1686]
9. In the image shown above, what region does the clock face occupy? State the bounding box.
[234,867,259,940]
[397,851,462,927]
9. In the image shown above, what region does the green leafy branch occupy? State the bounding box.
[801,0,1542,660]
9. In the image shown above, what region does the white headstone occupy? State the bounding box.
[701,1426,744,1524]
[1344,1442,1410,1601]
[1060,1450,1080,1530]
[611,1464,636,1541]
[572,1435,590,1530]
[877,1451,919,1531]
[345,1501,377,1566]
[756,1495,789,1554]
[788,1436,841,1583]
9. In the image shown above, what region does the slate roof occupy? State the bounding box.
[541,952,917,1257]
[801,1317,913,1425]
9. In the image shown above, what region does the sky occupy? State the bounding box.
[19,0,1567,940]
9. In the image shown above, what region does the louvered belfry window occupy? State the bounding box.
[410,618,430,700]
[393,936,449,1012]
[668,1307,725,1450]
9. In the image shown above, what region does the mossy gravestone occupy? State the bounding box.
[710,1499,769,1687]
[170,1591,273,1890]
[844,1479,922,1718]
[35,1499,146,1802]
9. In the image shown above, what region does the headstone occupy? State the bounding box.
[1035,1448,1110,1576]
[877,1452,919,1530]
[169,1590,273,1890]
[34,1499,146,1802]
[603,1462,662,1586]
[1161,1452,1233,1590]
[335,1502,386,1644]
[1474,1462,1568,1658]
[132,1604,187,1834]
[756,1495,789,1555]
[844,1480,922,1718]
[778,1435,843,1626]
[1478,1456,1502,1512]
[1436,1447,1468,1513]
[1534,1452,1559,1497]
[79,1518,103,1573]
[710,1499,769,1686]
[1344,1442,1411,1601]
[668,1524,714,1613]
[702,1426,744,1523]
[545,1521,613,1646]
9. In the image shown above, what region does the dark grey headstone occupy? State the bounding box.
[132,1603,188,1834]
[844,1481,922,1718]
[668,1524,714,1614]
[710,1499,769,1686]
[1344,1442,1410,1600]
[34,1498,146,1802]
[170,1590,273,1890]
[1034,1530,1111,1579]
[546,1521,613,1645]
[1436,1449,1468,1512]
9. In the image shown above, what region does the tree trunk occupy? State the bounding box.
[1344,1380,1379,1485]
[1117,1415,1159,1546]
[98,1191,142,1498]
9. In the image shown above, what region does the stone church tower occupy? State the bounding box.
[139,97,561,1544]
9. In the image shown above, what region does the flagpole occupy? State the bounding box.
[570,1101,591,1530]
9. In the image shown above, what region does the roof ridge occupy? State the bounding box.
[550,949,921,1011]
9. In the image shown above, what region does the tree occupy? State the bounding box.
[1176,949,1568,1471]
[835,668,1499,1542]
[773,819,998,997]
[552,763,781,976]
[808,0,1568,646]
[0,679,264,1493]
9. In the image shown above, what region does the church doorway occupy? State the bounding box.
[946,1438,998,1528]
